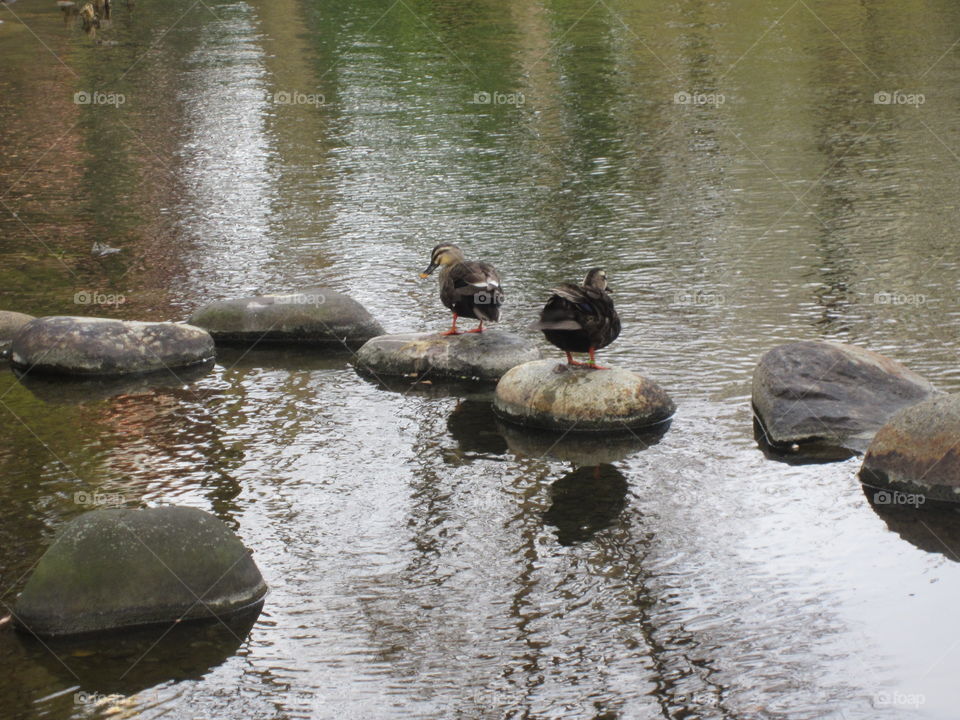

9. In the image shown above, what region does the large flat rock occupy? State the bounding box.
[493,359,675,432]
[189,287,384,347]
[10,316,215,377]
[14,506,267,637]
[0,310,34,359]
[860,393,960,504]
[356,330,540,381]
[752,340,937,453]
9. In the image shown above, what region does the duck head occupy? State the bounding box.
[584,268,608,290]
[419,244,465,278]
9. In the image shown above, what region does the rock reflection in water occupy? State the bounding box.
[499,420,668,466]
[445,399,508,458]
[14,361,215,405]
[753,417,858,466]
[543,464,629,545]
[21,604,260,703]
[864,484,960,561]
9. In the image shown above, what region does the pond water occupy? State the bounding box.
[2,0,960,718]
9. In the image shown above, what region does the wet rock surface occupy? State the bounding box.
[0,310,34,359]
[860,393,960,504]
[14,506,267,637]
[355,330,540,382]
[189,287,384,347]
[10,316,215,376]
[752,340,937,453]
[493,359,675,432]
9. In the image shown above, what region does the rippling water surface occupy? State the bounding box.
[2,0,960,718]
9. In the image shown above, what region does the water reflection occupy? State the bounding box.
[753,416,858,465]
[445,398,508,458]
[500,421,669,466]
[21,606,260,698]
[215,345,351,374]
[14,361,214,405]
[543,464,629,546]
[864,485,960,562]
[356,368,497,401]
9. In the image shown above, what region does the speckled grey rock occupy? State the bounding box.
[356,330,540,381]
[9,316,214,376]
[0,310,34,359]
[493,359,675,432]
[860,394,960,504]
[189,287,383,347]
[14,506,267,637]
[752,340,937,453]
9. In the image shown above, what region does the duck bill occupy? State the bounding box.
[419,262,438,279]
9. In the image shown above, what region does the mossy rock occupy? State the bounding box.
[493,359,675,432]
[14,506,267,637]
[189,287,384,347]
[0,310,34,359]
[10,316,215,376]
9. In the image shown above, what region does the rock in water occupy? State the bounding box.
[493,359,675,432]
[860,394,960,505]
[189,288,384,347]
[9,316,214,376]
[0,310,34,359]
[752,340,937,453]
[14,506,267,637]
[355,330,540,382]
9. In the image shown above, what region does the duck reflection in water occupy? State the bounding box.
[543,464,629,546]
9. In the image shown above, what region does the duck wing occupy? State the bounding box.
[534,283,620,349]
[441,261,503,321]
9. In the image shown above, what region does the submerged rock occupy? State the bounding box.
[189,287,383,347]
[493,359,675,432]
[355,330,540,382]
[752,340,937,453]
[0,310,34,359]
[9,316,214,376]
[860,394,960,505]
[14,506,266,637]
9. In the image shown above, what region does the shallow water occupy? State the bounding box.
[2,0,960,718]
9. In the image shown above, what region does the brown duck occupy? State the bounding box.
[419,244,503,335]
[533,268,620,368]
